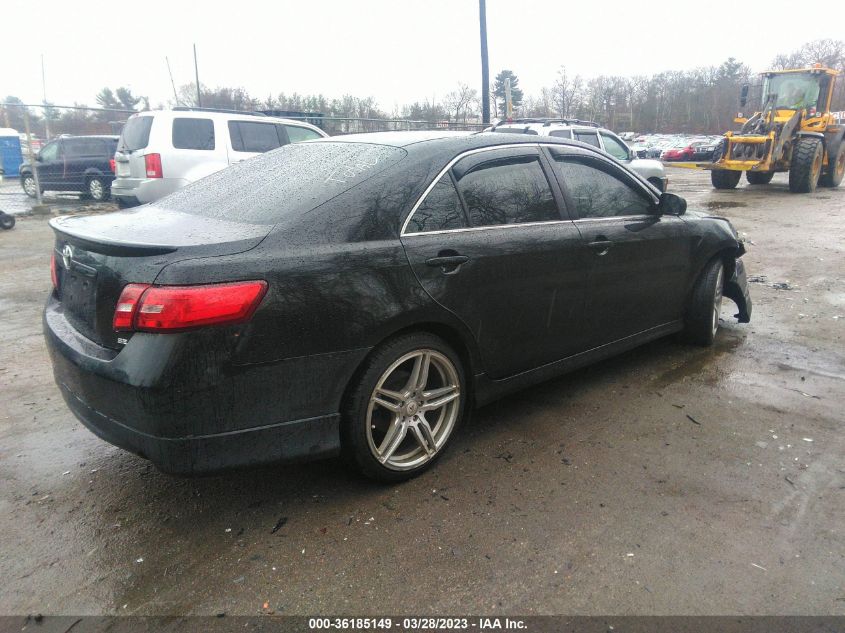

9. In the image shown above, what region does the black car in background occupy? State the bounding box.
[44,132,752,481]
[21,135,118,201]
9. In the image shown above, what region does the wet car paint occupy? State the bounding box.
[43,132,751,474]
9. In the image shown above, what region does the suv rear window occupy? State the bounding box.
[172,118,215,150]
[228,121,285,152]
[118,116,152,151]
[157,142,406,225]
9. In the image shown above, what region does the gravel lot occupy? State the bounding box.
[1,168,843,616]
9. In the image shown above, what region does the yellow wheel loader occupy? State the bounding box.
[706,66,844,193]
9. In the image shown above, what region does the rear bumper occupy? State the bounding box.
[44,296,366,475]
[111,177,187,205]
[725,257,752,323]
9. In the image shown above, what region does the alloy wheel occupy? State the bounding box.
[366,349,461,471]
[89,179,104,200]
[23,177,36,197]
[712,265,724,335]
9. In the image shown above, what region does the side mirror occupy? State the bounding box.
[658,192,686,216]
[739,83,749,108]
[34,152,43,162]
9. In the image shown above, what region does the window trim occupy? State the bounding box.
[401,144,568,237]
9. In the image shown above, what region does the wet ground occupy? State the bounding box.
[1,168,843,615]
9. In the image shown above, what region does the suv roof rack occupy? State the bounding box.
[491,117,601,130]
[171,106,267,117]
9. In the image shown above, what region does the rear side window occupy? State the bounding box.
[549,129,572,139]
[406,175,467,233]
[574,131,600,147]
[118,116,152,151]
[172,118,215,150]
[551,153,653,219]
[453,153,559,227]
[285,125,323,143]
[229,121,285,152]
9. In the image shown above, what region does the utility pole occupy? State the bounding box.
[41,54,50,140]
[193,44,202,107]
[479,0,490,125]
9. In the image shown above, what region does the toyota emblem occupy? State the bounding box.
[61,244,74,270]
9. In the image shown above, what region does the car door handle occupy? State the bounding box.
[588,239,613,255]
[426,255,469,273]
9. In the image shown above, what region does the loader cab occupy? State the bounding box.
[760,68,836,115]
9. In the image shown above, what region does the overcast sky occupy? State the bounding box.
[3,0,841,111]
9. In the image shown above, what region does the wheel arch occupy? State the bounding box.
[340,318,481,417]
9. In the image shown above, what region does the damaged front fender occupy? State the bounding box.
[724,257,752,323]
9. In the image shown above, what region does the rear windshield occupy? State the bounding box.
[156,141,407,225]
[118,116,153,152]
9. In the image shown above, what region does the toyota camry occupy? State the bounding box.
[44,131,752,481]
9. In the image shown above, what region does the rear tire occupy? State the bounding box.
[711,169,741,190]
[86,177,110,202]
[819,143,845,188]
[0,213,15,230]
[684,258,725,347]
[788,137,823,193]
[341,332,466,482]
[746,171,774,185]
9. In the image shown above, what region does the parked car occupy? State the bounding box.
[662,141,696,161]
[111,108,328,207]
[489,120,669,191]
[44,131,751,481]
[691,140,718,160]
[20,135,118,201]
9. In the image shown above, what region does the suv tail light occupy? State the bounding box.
[109,158,116,173]
[113,281,267,332]
[144,153,163,178]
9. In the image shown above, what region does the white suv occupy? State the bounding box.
[489,119,668,191]
[111,108,328,206]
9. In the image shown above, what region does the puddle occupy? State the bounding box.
[700,201,748,210]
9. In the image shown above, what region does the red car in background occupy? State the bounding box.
[662,143,695,161]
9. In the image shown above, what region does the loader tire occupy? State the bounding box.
[819,143,845,188]
[711,169,741,189]
[746,171,774,185]
[711,139,726,162]
[788,137,823,193]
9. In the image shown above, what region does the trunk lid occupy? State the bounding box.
[50,206,272,349]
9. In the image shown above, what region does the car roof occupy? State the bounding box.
[127,109,323,129]
[316,130,592,158]
[61,135,119,140]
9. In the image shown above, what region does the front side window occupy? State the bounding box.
[574,131,600,147]
[172,118,215,150]
[406,175,467,233]
[551,153,653,219]
[229,121,283,153]
[453,153,559,227]
[39,142,59,161]
[285,125,323,143]
[600,133,630,161]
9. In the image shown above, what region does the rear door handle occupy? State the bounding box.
[587,239,613,255]
[426,255,469,273]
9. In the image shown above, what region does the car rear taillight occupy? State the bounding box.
[144,153,163,178]
[109,158,116,173]
[113,281,267,332]
[113,283,151,331]
[50,252,59,290]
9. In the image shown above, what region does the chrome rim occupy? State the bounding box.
[366,349,461,471]
[89,179,104,199]
[712,265,724,335]
[23,177,36,196]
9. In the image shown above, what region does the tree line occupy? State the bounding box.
[2,38,842,139]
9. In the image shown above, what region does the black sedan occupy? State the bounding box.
[44,131,752,481]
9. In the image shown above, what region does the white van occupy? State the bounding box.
[111,108,328,207]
